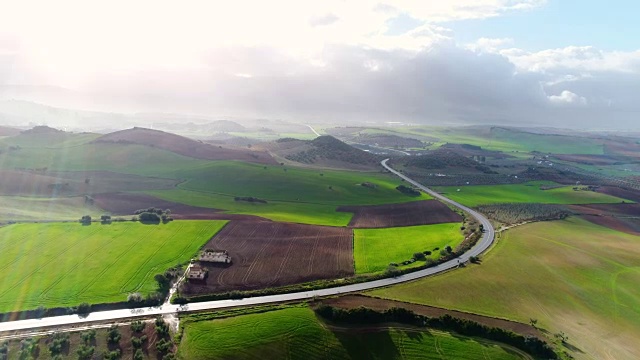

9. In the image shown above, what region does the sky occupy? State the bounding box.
[0,0,639,129]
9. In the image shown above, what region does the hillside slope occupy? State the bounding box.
[93,127,276,164]
[263,135,383,169]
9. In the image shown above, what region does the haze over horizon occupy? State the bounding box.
[0,0,639,129]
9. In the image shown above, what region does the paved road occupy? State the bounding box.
[306,124,321,137]
[0,159,495,334]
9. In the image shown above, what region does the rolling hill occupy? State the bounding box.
[93,127,276,164]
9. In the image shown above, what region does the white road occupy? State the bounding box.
[0,159,495,334]
[306,124,321,137]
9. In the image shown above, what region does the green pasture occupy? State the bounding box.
[167,161,427,205]
[434,181,629,207]
[371,217,640,360]
[0,220,227,313]
[146,189,354,226]
[178,306,526,360]
[354,223,463,274]
[0,196,103,222]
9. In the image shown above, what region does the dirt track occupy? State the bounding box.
[182,221,354,294]
[338,200,462,228]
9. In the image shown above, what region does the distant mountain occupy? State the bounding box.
[0,125,21,136]
[93,127,276,164]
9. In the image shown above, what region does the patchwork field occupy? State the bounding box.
[181,221,353,295]
[434,181,629,207]
[0,220,227,313]
[338,200,462,228]
[0,196,103,222]
[178,306,527,360]
[354,223,463,274]
[93,192,268,221]
[147,189,354,226]
[371,218,640,360]
[170,161,428,206]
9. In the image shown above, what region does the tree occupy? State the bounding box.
[133,349,144,360]
[76,302,92,317]
[412,252,426,261]
[107,325,121,344]
[529,318,538,328]
[79,215,92,225]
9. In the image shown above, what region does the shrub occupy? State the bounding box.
[412,252,426,261]
[131,320,146,333]
[107,325,121,344]
[76,302,92,317]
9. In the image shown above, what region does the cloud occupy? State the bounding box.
[548,90,587,105]
[0,0,639,129]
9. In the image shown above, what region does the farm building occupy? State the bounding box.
[200,249,232,264]
[187,265,207,280]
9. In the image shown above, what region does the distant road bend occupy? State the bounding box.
[0,159,495,334]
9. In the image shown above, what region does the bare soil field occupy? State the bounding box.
[553,153,624,165]
[181,221,353,294]
[319,295,543,338]
[93,127,277,164]
[570,203,640,235]
[596,186,640,202]
[93,192,269,221]
[338,200,462,228]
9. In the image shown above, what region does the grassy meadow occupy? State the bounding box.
[371,217,640,360]
[354,223,463,274]
[0,220,227,313]
[434,181,628,207]
[178,306,527,360]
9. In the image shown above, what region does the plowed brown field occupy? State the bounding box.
[182,221,354,294]
[338,200,462,228]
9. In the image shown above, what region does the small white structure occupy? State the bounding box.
[200,249,232,264]
[187,265,207,280]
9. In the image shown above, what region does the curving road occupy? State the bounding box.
[0,159,494,334]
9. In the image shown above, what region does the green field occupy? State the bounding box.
[371,218,640,360]
[354,223,463,274]
[434,181,628,207]
[178,307,527,360]
[0,196,103,222]
[391,127,606,154]
[146,160,428,226]
[0,220,227,313]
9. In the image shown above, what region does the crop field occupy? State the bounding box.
[169,160,428,205]
[147,189,354,226]
[0,196,104,222]
[0,220,227,313]
[569,203,640,235]
[354,223,463,274]
[93,192,267,221]
[0,169,178,197]
[181,221,353,295]
[434,181,629,207]
[178,306,527,360]
[338,200,462,228]
[371,218,640,360]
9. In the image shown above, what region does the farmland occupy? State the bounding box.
[0,220,227,313]
[178,306,527,360]
[354,223,463,274]
[181,221,353,295]
[434,181,629,207]
[338,200,462,228]
[371,218,640,360]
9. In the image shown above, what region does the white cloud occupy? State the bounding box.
[548,90,587,105]
[0,0,639,129]
[467,37,514,52]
